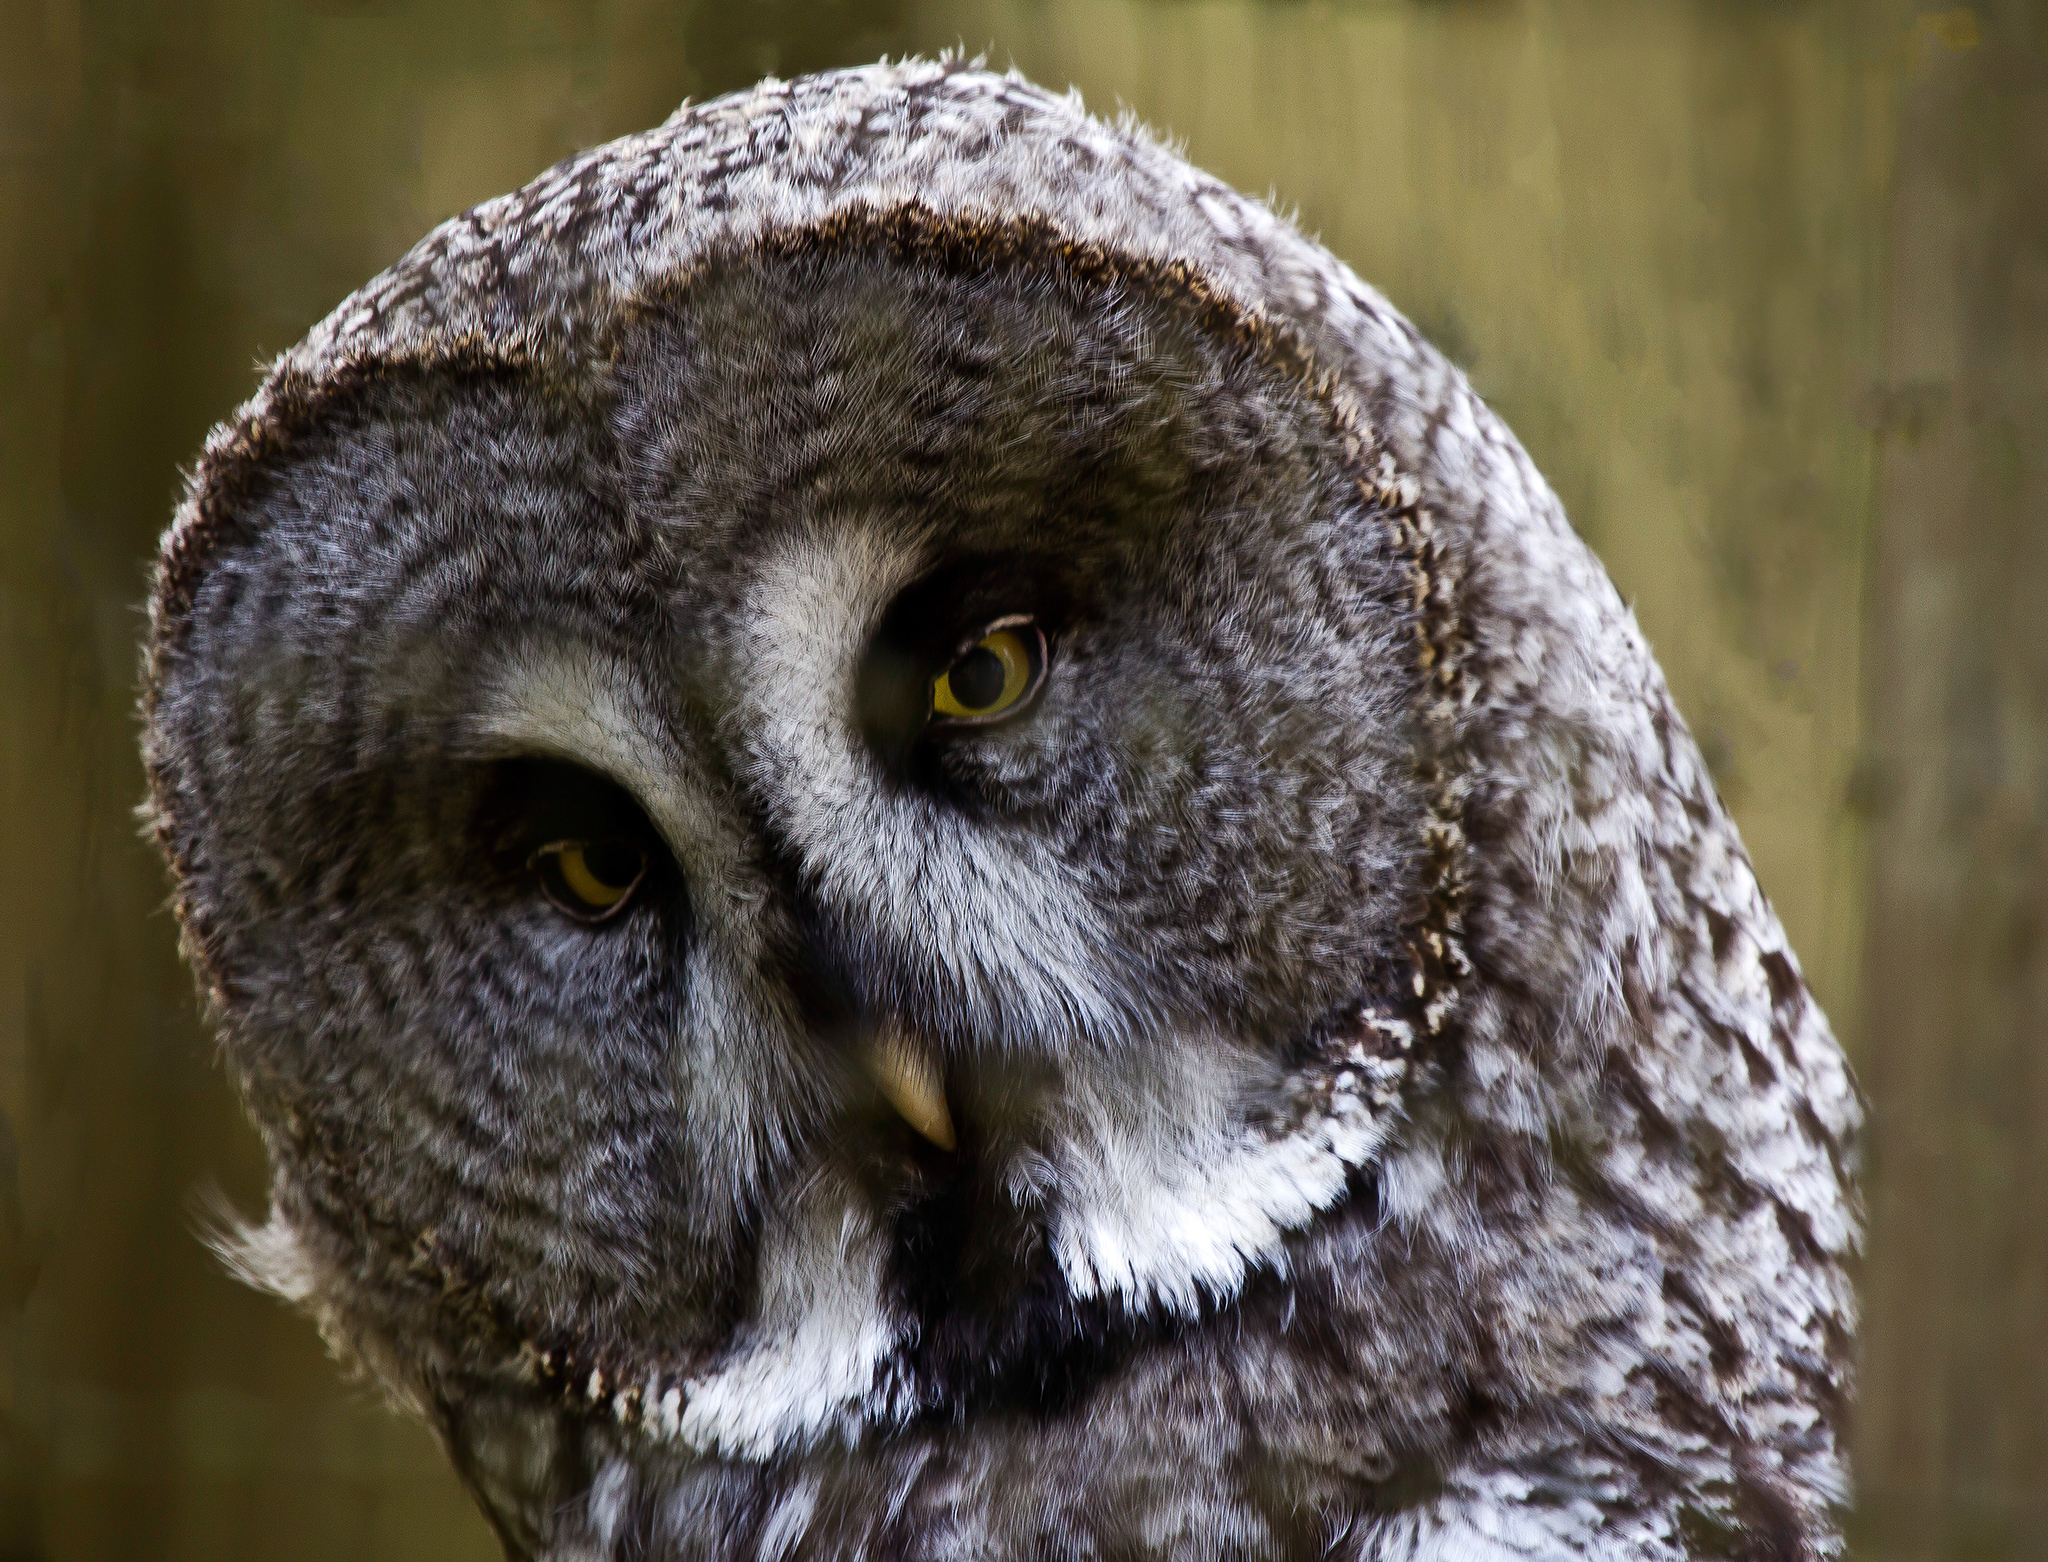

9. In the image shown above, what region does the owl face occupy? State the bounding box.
[150,227,1439,1449]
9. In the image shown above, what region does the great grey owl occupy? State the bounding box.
[141,59,1861,1561]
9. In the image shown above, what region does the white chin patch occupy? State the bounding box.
[639,1024,1413,1460]
[665,1170,905,1460]
[1046,1025,1410,1315]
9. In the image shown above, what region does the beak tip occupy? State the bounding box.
[864,1029,958,1152]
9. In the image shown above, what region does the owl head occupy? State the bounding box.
[143,61,1859,1560]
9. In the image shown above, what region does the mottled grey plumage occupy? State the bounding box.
[142,59,1860,1560]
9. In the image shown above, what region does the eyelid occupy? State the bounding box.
[948,612,1036,659]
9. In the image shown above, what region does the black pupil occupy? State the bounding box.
[950,645,1007,709]
[582,839,641,891]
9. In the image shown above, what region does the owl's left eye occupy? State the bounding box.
[530,838,649,923]
[929,617,1047,725]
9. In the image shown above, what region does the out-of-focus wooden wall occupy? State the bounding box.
[1855,2,2048,1552]
[0,2,2038,1557]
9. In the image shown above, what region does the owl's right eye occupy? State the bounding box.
[929,618,1046,725]
[530,838,649,924]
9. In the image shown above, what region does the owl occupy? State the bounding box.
[142,59,1861,1561]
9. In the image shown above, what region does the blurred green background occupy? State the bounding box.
[2,0,2042,1557]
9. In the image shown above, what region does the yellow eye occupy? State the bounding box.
[531,838,649,923]
[930,620,1044,723]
